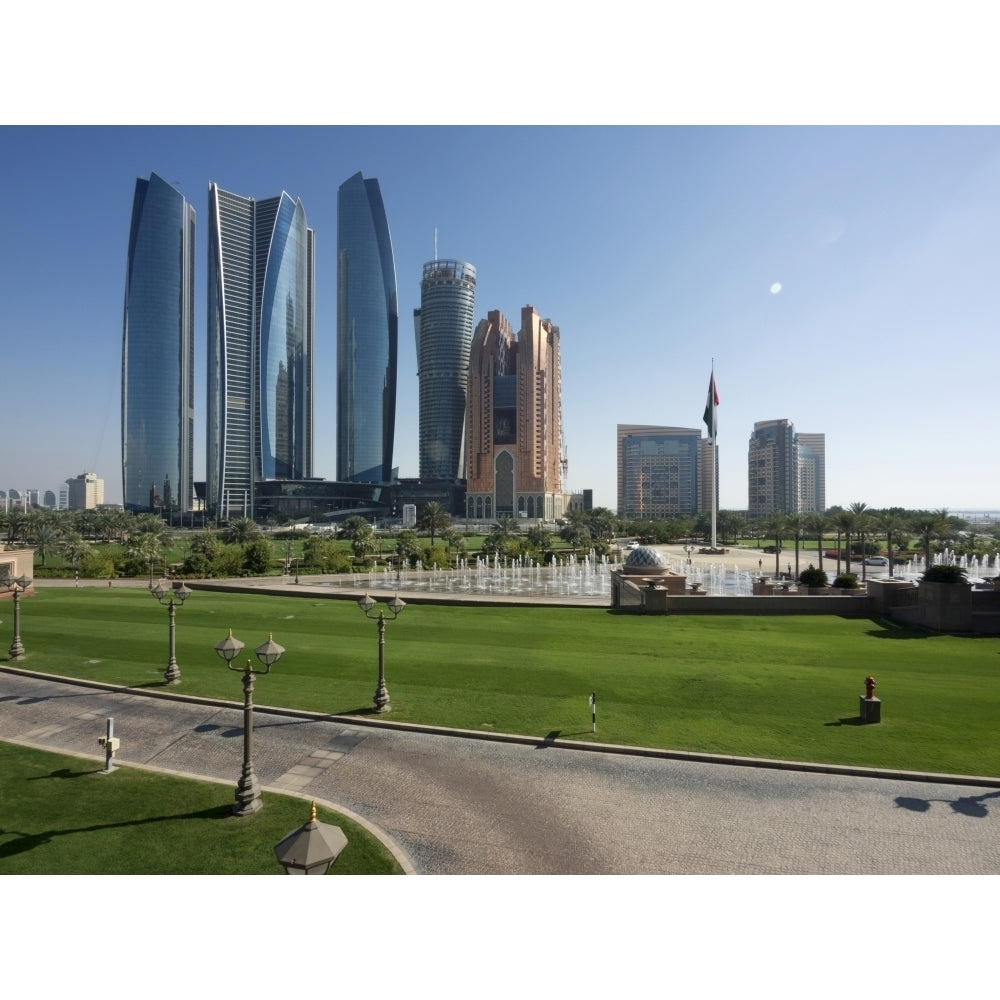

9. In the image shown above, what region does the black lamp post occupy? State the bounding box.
[356,592,405,713]
[3,575,31,660]
[150,580,191,684]
[274,801,348,874]
[215,628,285,816]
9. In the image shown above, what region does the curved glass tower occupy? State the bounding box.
[414,259,476,480]
[207,184,314,519]
[337,172,398,483]
[122,173,195,514]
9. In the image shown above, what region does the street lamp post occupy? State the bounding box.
[3,575,32,660]
[150,580,191,684]
[215,628,285,816]
[357,593,405,713]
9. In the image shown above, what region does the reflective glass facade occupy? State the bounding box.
[414,259,476,480]
[207,184,314,519]
[748,419,797,517]
[617,426,701,519]
[337,172,398,483]
[795,432,826,513]
[122,173,195,513]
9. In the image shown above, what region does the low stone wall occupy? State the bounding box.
[661,594,872,616]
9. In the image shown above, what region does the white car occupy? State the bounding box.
[864,556,889,566]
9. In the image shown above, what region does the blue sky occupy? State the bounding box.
[2,125,998,513]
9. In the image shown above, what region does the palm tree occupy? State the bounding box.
[27,516,63,568]
[417,501,450,546]
[835,510,856,578]
[441,528,464,554]
[60,532,90,571]
[343,516,377,560]
[493,514,518,541]
[763,514,788,578]
[873,510,906,577]
[132,512,173,542]
[804,513,828,576]
[223,516,261,544]
[4,509,29,545]
[128,531,167,583]
[785,513,804,579]
[395,529,420,564]
[97,508,127,543]
[587,508,618,543]
[849,502,871,581]
[717,510,745,546]
[910,510,948,571]
[559,519,591,552]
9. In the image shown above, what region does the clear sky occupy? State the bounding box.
[3,17,999,517]
[2,125,998,513]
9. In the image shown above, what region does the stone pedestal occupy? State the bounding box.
[859,696,881,723]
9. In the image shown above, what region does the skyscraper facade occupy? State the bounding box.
[616,424,702,519]
[66,472,105,511]
[336,172,398,483]
[747,418,798,517]
[414,259,476,480]
[466,306,564,520]
[207,183,315,519]
[795,432,826,513]
[122,173,195,513]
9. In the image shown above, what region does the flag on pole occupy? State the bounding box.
[703,372,720,439]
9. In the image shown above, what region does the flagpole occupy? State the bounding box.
[711,388,717,550]
[706,361,718,551]
[711,427,718,550]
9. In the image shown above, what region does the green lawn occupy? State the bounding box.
[5,586,1000,777]
[0,741,404,874]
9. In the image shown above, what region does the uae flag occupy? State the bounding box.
[703,373,719,439]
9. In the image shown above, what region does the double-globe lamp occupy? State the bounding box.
[357,593,405,713]
[215,628,285,816]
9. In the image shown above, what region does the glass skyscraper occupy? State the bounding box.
[207,183,314,519]
[748,419,798,517]
[414,259,476,480]
[122,173,195,514]
[336,172,398,483]
[616,425,702,519]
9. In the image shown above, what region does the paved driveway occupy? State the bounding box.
[1,670,997,874]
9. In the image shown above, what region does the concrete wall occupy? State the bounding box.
[661,594,872,616]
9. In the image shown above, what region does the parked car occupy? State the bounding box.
[864,556,889,566]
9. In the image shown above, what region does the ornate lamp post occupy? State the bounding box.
[356,593,405,713]
[150,580,191,684]
[215,628,285,816]
[274,801,348,874]
[3,575,32,660]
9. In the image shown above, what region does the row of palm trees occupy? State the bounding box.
[1,507,177,569]
[758,506,958,580]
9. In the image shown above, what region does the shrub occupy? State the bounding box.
[833,573,859,589]
[922,564,968,584]
[81,548,114,579]
[798,565,828,587]
[242,538,275,575]
[420,543,451,569]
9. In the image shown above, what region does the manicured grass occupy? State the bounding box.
[6,587,1000,777]
[0,741,404,874]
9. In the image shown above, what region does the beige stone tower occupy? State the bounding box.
[465,305,565,521]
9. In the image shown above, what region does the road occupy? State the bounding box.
[2,670,998,874]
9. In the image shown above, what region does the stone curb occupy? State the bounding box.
[0,666,418,874]
[5,664,998,790]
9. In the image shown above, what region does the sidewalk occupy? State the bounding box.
[4,666,999,874]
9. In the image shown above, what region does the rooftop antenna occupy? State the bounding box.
[434,228,438,261]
